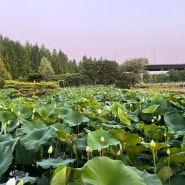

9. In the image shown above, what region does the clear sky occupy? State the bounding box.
[1,0,185,64]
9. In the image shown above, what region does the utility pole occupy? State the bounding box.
[0,43,1,58]
[114,49,117,62]
[153,48,156,64]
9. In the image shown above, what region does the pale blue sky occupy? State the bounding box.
[1,0,185,64]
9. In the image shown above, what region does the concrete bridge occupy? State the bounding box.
[145,63,185,71]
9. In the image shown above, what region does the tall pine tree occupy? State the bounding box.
[0,57,12,87]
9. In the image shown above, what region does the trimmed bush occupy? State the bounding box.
[4,80,59,96]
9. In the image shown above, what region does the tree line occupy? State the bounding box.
[1,34,185,88]
[0,34,150,88]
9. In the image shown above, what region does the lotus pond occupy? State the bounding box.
[1,86,185,184]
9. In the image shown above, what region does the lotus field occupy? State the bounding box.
[1,86,185,184]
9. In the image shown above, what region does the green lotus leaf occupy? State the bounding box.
[87,129,120,150]
[163,174,185,185]
[56,130,68,142]
[136,123,166,139]
[14,105,33,119]
[170,100,184,110]
[20,127,55,151]
[141,113,154,122]
[158,166,173,183]
[164,113,185,133]
[75,135,88,150]
[111,102,124,116]
[15,142,38,164]
[143,141,169,151]
[0,134,17,151]
[111,102,131,126]
[37,158,75,169]
[36,107,50,119]
[22,176,38,184]
[142,104,159,114]
[118,111,131,126]
[0,110,13,123]
[130,166,162,185]
[50,122,71,133]
[111,129,141,147]
[0,145,13,177]
[170,152,185,163]
[62,111,89,127]
[51,166,81,185]
[36,105,54,120]
[53,107,73,118]
[174,131,185,138]
[0,134,12,147]
[102,123,122,129]
[20,119,46,133]
[81,156,146,185]
[125,145,148,154]
[0,97,8,107]
[149,96,167,113]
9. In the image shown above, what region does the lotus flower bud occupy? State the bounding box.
[100,136,105,143]
[97,109,102,114]
[16,121,20,127]
[86,146,92,153]
[48,145,53,154]
[31,114,34,120]
[9,137,13,142]
[17,179,24,185]
[7,120,11,125]
[98,148,101,152]
[167,149,170,155]
[117,150,121,156]
[150,140,156,148]
[158,115,161,121]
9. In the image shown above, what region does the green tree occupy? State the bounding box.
[122,58,148,73]
[0,38,31,80]
[68,59,79,73]
[38,57,55,81]
[117,58,149,88]
[167,69,181,82]
[51,49,69,74]
[100,60,118,85]
[179,70,185,81]
[152,73,168,83]
[30,43,41,72]
[0,57,12,87]
[80,56,98,85]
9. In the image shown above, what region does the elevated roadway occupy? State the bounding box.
[145,63,185,71]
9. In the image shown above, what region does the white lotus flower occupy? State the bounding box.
[6,177,16,185]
